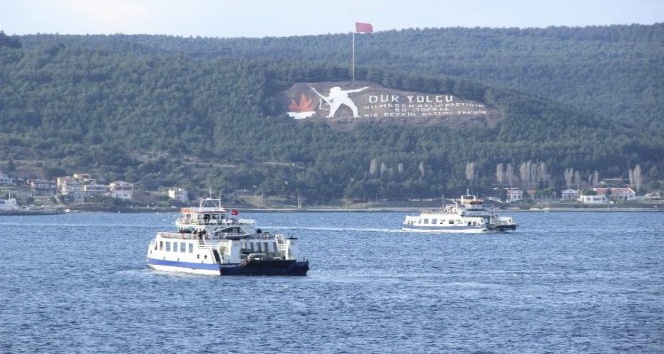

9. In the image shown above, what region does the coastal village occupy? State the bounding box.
[1,170,662,213]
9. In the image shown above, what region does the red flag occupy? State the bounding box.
[355,22,373,33]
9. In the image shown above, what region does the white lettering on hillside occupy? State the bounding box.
[405,95,454,103]
[368,94,401,103]
[360,94,487,118]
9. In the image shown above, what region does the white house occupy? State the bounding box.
[73,173,92,181]
[505,188,523,203]
[168,188,188,203]
[561,189,580,200]
[85,183,109,197]
[579,195,608,204]
[109,181,134,200]
[58,177,85,201]
[593,187,636,200]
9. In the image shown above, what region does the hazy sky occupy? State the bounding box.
[1,0,662,38]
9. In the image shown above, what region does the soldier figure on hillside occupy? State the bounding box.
[311,86,368,118]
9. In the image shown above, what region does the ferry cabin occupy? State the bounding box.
[402,213,488,233]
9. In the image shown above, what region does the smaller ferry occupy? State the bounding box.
[402,192,517,233]
[0,194,19,212]
[147,198,309,276]
[0,194,65,215]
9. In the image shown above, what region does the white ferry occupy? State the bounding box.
[0,194,19,212]
[402,193,517,233]
[147,198,309,276]
[0,194,65,215]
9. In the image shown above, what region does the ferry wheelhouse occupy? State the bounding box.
[147,199,309,276]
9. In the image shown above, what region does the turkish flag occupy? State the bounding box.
[355,22,373,33]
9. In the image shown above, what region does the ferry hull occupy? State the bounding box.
[220,260,309,276]
[487,224,518,232]
[147,258,222,276]
[401,226,488,234]
[147,258,309,276]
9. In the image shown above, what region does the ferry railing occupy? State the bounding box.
[176,217,256,227]
[157,231,285,242]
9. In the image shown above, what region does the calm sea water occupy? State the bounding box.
[1,211,662,353]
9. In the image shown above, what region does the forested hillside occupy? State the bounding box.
[18,23,662,129]
[0,24,662,204]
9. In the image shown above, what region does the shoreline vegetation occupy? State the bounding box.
[9,202,659,214]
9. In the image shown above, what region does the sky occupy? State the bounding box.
[1,0,662,38]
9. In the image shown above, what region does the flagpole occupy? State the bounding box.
[352,31,355,81]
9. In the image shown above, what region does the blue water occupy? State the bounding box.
[1,211,663,353]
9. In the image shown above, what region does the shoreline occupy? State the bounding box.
[26,206,660,214]
[4,201,661,214]
[233,207,663,213]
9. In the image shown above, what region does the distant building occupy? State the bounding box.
[561,189,580,200]
[505,188,523,203]
[109,181,134,200]
[84,183,109,197]
[593,187,636,200]
[30,179,54,194]
[0,172,14,186]
[168,188,188,203]
[73,173,92,181]
[579,195,608,204]
[644,191,662,200]
[56,176,71,190]
[58,177,85,201]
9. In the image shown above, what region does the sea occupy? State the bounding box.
[0,211,662,354]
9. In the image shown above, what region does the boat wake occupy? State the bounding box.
[265,226,403,233]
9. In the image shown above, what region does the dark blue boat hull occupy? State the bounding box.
[487,224,518,232]
[219,259,309,276]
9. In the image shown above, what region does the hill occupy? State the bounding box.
[0,25,662,204]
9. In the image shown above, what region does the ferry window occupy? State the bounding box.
[423,219,429,225]
[159,241,163,250]
[154,242,158,250]
[165,242,171,252]
[448,220,454,225]
[431,219,437,225]
[180,242,186,253]
[256,243,262,253]
[189,243,194,253]
[264,242,269,252]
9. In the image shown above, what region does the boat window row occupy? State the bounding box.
[156,240,195,253]
[419,218,456,225]
[416,218,483,226]
[241,241,276,253]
